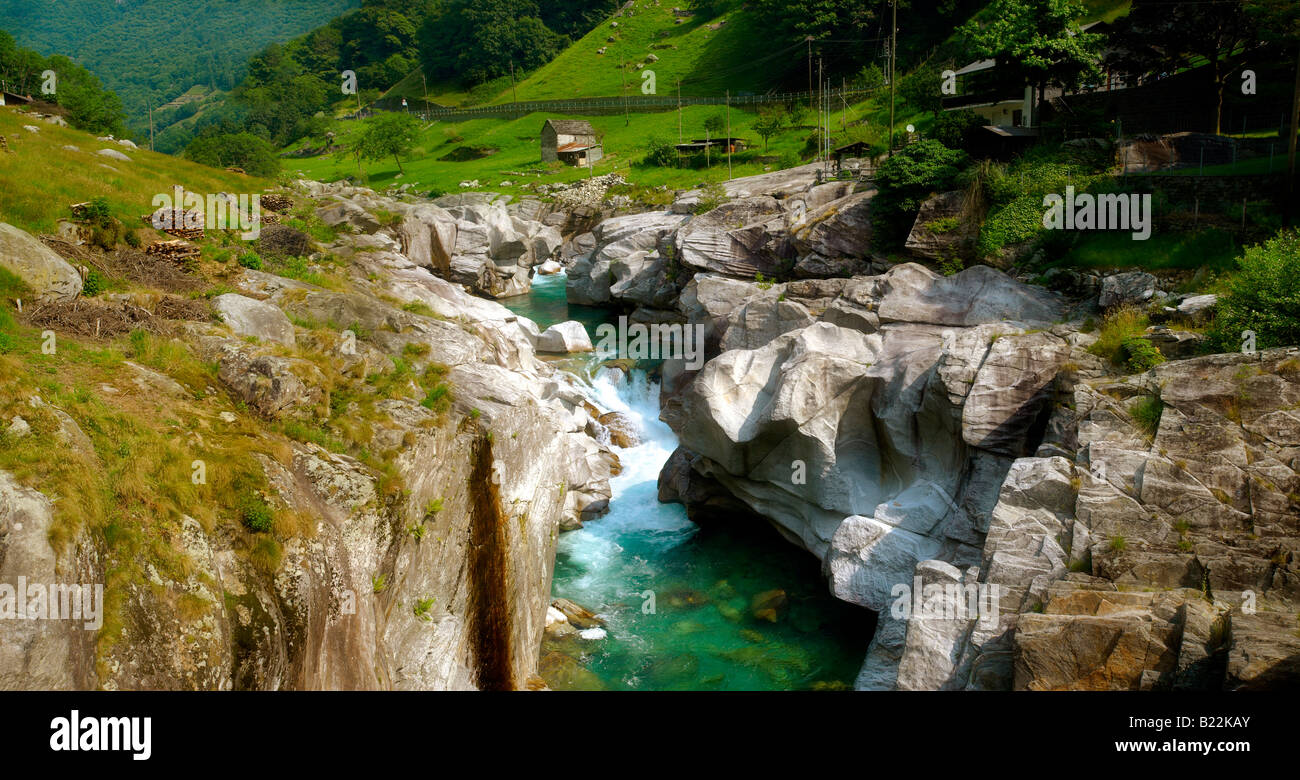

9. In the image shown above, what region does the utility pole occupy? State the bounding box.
[423,72,430,120]
[148,101,155,152]
[818,56,824,164]
[508,62,517,105]
[726,89,733,180]
[807,36,814,110]
[889,0,897,150]
[677,80,682,143]
[620,54,629,126]
[1289,46,1300,209]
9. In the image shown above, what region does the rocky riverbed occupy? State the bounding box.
[559,165,1300,691]
[2,160,1296,690]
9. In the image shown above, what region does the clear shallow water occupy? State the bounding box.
[504,270,874,691]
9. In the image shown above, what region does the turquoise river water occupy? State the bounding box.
[504,271,874,690]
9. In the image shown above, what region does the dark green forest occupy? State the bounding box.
[0,29,126,135]
[0,0,356,132]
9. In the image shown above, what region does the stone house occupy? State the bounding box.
[541,119,603,166]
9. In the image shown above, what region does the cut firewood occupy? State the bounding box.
[145,239,201,263]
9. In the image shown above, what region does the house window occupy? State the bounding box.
[1012,109,1023,127]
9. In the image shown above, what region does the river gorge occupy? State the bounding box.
[507,271,875,690]
[2,167,1296,692]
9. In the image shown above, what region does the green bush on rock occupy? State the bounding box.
[1208,231,1300,352]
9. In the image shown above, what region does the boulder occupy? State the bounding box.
[676,196,788,277]
[212,293,296,347]
[598,411,639,448]
[1013,587,1185,690]
[1175,293,1217,319]
[0,472,98,690]
[1225,611,1300,690]
[537,321,593,353]
[95,148,131,162]
[875,264,1063,326]
[551,597,603,629]
[0,222,83,301]
[316,199,381,233]
[789,189,877,277]
[1098,271,1157,310]
[216,348,325,420]
[904,190,970,262]
[566,211,687,305]
[399,203,458,274]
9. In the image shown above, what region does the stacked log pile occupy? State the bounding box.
[145,239,201,264]
[261,193,293,213]
[143,207,205,240]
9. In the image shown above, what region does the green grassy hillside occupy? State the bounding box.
[495,2,784,102]
[285,86,919,195]
[0,107,270,235]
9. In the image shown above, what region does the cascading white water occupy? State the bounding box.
[556,368,696,603]
[512,271,871,690]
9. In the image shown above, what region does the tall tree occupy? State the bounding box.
[358,111,421,173]
[1107,0,1259,134]
[1245,0,1300,206]
[749,0,877,45]
[959,0,1102,127]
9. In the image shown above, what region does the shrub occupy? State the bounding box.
[238,490,274,533]
[854,63,886,90]
[873,139,968,245]
[81,270,106,297]
[1208,230,1300,352]
[1120,337,1165,373]
[256,224,312,260]
[975,149,1102,256]
[82,197,112,222]
[930,109,984,151]
[1088,306,1148,367]
[694,181,728,215]
[642,136,678,167]
[237,252,263,270]
[1131,394,1164,437]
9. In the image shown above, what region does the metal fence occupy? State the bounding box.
[374,86,882,122]
[1117,133,1293,177]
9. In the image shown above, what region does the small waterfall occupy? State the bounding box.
[509,270,871,690]
[557,368,697,604]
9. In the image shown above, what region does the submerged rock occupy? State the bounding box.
[750,589,789,623]
[598,411,639,448]
[551,597,604,630]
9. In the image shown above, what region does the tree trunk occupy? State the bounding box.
[1213,58,1224,135]
[1289,44,1300,216]
[394,153,404,174]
